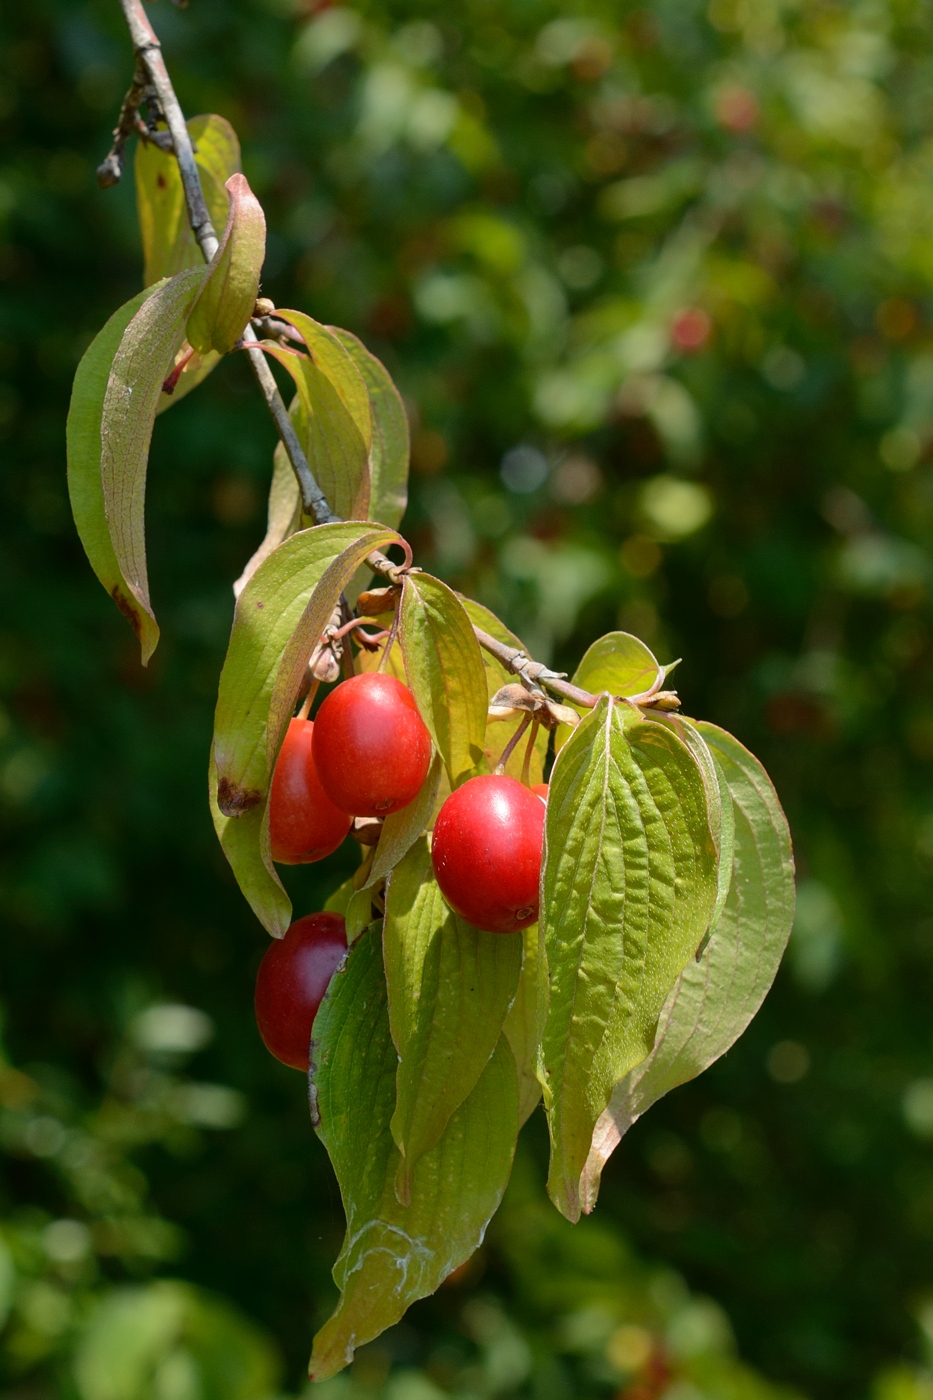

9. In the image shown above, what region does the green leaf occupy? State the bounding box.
[654,713,735,935]
[459,597,548,783]
[382,838,523,1202]
[187,174,266,355]
[503,923,544,1127]
[579,723,795,1211]
[345,886,379,943]
[100,266,208,662]
[209,753,290,943]
[572,631,661,697]
[323,877,354,917]
[309,925,518,1380]
[540,697,719,1221]
[211,524,399,934]
[212,522,399,820]
[233,432,301,597]
[364,749,442,889]
[555,631,663,753]
[67,286,161,664]
[135,114,240,287]
[400,574,488,788]
[263,312,372,520]
[330,328,409,529]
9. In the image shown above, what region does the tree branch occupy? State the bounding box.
[110,0,653,714]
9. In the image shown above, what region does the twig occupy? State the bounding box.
[110,0,647,714]
[97,62,150,188]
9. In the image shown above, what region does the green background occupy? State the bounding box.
[3,0,933,1396]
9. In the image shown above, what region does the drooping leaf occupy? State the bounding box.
[263,312,372,521]
[654,712,735,935]
[540,697,719,1221]
[503,923,544,1127]
[579,723,795,1211]
[98,266,208,663]
[459,597,548,783]
[364,749,442,889]
[187,174,266,356]
[209,754,290,941]
[233,432,302,598]
[211,525,399,935]
[330,328,409,529]
[213,522,399,820]
[400,574,488,788]
[324,877,354,917]
[382,838,523,1201]
[66,286,160,664]
[135,114,240,287]
[309,925,519,1380]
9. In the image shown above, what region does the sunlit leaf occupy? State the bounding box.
[364,750,442,889]
[503,923,544,1127]
[383,838,522,1200]
[233,432,301,598]
[135,114,240,287]
[66,285,160,664]
[459,597,547,783]
[211,523,400,934]
[556,631,663,752]
[187,174,266,356]
[330,328,409,529]
[97,266,208,663]
[540,697,719,1221]
[400,574,487,787]
[309,925,518,1379]
[579,723,795,1211]
[263,312,372,521]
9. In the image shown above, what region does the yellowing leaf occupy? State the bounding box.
[135,114,240,287]
[400,574,487,788]
[264,312,372,521]
[67,285,160,664]
[187,173,267,356]
[98,266,208,663]
[330,328,409,529]
[579,723,795,1211]
[540,697,719,1221]
[383,839,522,1200]
[309,926,518,1380]
[459,597,548,783]
[211,523,400,934]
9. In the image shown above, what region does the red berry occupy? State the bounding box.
[269,718,352,865]
[431,775,546,934]
[312,672,432,818]
[531,782,549,801]
[254,912,347,1070]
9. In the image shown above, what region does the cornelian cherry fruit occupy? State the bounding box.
[531,782,549,801]
[269,718,352,865]
[312,672,432,818]
[431,774,546,934]
[254,912,347,1070]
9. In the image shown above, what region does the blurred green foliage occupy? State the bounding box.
[6,0,933,1396]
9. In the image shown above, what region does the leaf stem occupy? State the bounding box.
[521,718,539,786]
[495,713,532,775]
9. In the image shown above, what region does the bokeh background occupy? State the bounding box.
[5,0,933,1396]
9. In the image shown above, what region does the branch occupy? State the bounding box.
[110,0,668,714]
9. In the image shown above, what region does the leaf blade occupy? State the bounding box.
[309,926,519,1380]
[383,838,523,1199]
[540,698,719,1220]
[187,173,266,355]
[329,328,409,529]
[579,723,795,1209]
[99,266,208,662]
[66,286,161,661]
[400,575,488,788]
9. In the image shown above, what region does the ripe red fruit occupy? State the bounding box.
[431,774,546,934]
[269,718,352,864]
[312,672,432,818]
[531,782,549,801]
[254,912,347,1070]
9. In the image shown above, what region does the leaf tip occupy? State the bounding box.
[216,774,263,817]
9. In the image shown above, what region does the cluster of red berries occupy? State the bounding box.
[255,670,549,1070]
